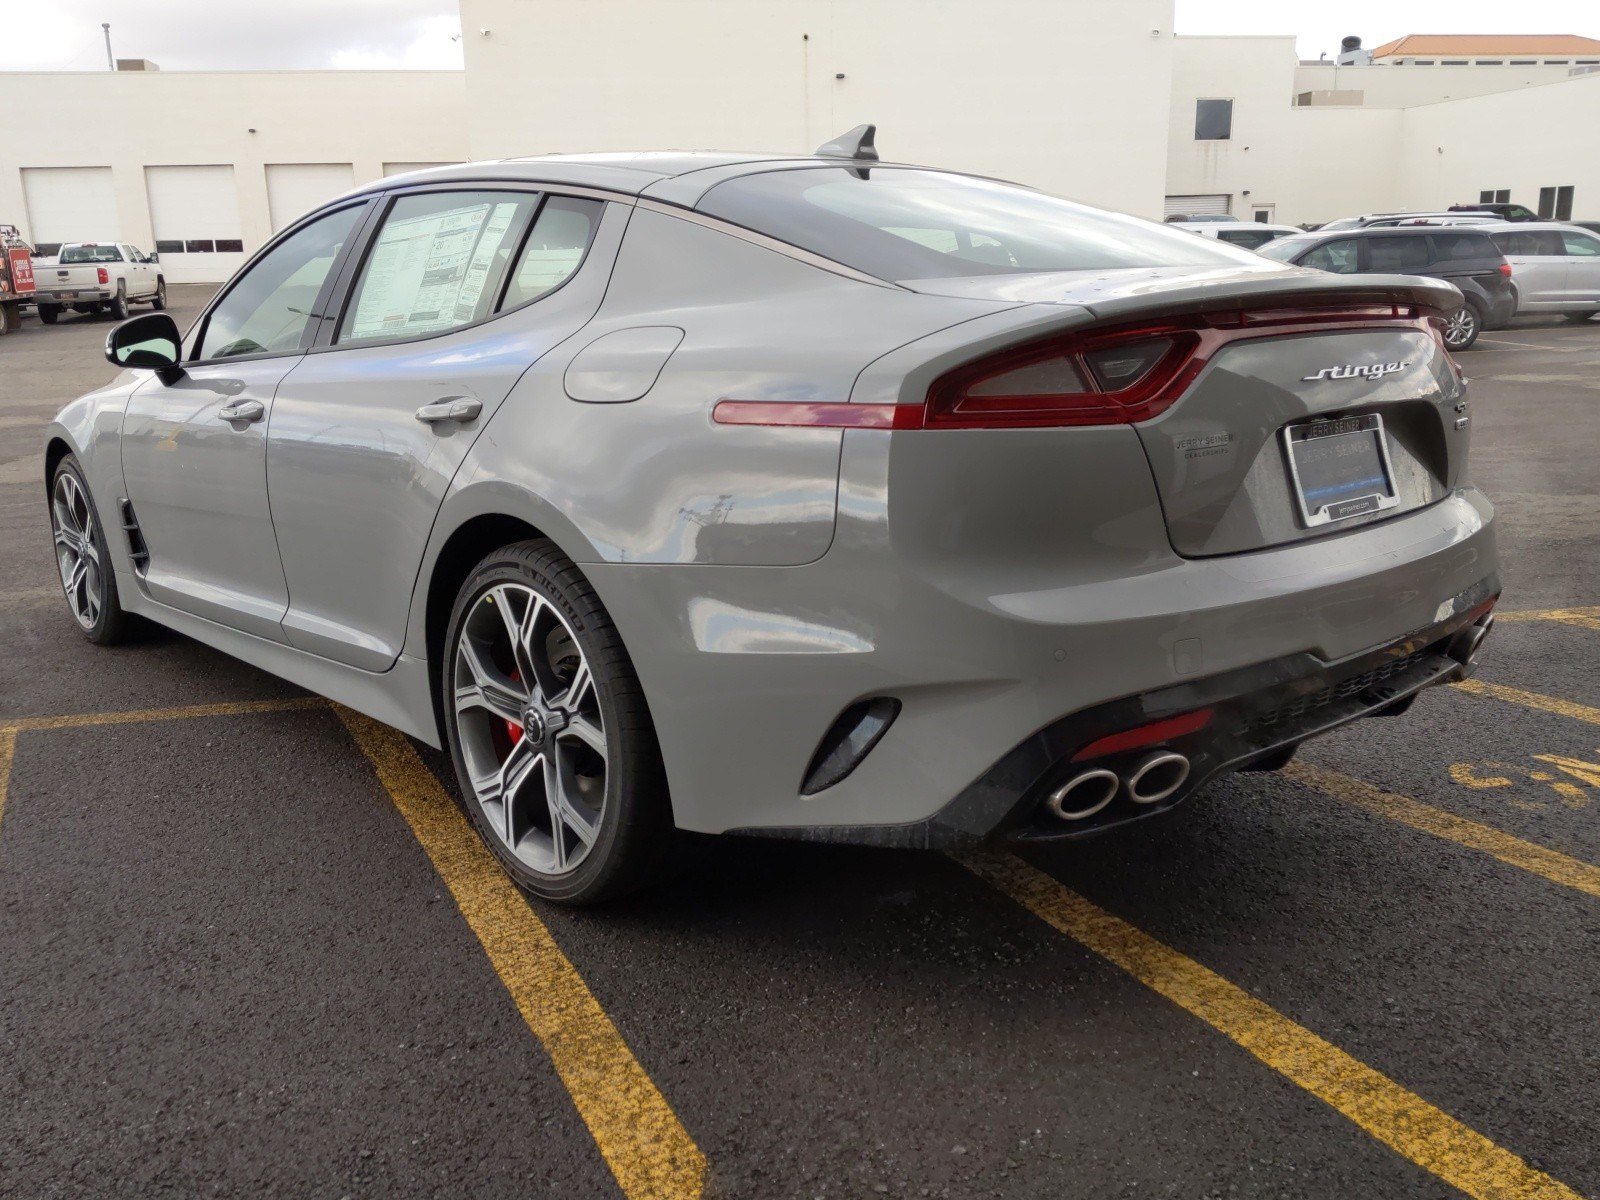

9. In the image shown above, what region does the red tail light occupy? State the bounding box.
[1499,262,1513,278]
[97,267,109,285]
[713,298,1428,432]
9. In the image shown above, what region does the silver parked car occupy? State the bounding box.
[1481,221,1600,321]
[47,131,1499,903]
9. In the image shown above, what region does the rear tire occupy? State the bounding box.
[150,278,167,310]
[108,286,130,321]
[440,538,686,904]
[1443,302,1482,351]
[38,303,60,325]
[0,302,18,335]
[49,454,130,646]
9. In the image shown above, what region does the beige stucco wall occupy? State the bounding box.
[1293,62,1576,108]
[0,70,467,279]
[458,0,1177,218]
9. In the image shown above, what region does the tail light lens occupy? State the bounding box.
[97,267,109,285]
[1499,262,1513,278]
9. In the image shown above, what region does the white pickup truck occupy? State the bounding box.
[33,241,166,324]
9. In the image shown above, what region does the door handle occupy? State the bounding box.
[415,397,482,424]
[218,399,265,423]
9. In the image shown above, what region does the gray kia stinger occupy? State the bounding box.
[46,127,1498,903]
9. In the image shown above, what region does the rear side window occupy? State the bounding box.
[1430,232,1497,262]
[501,197,604,310]
[1495,230,1566,256]
[1300,239,1360,273]
[697,167,1255,282]
[1561,231,1600,256]
[1365,235,1431,273]
[339,191,539,345]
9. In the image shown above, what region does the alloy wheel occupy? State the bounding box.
[51,471,103,631]
[1444,306,1478,349]
[452,583,607,876]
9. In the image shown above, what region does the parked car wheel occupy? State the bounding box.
[441,539,681,905]
[1443,302,1482,351]
[150,278,167,310]
[37,303,60,325]
[1563,311,1596,324]
[108,286,130,321]
[49,454,130,645]
[0,302,18,335]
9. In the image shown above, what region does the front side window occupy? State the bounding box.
[1365,235,1431,273]
[1299,239,1361,273]
[501,197,604,310]
[1562,232,1600,257]
[1195,98,1233,140]
[60,244,123,264]
[697,168,1255,283]
[198,204,362,361]
[339,191,539,344]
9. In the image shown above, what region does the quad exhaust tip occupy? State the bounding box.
[1126,751,1191,806]
[1046,768,1120,821]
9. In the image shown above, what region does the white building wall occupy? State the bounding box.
[0,70,468,280]
[459,0,1177,218]
[1293,62,1575,107]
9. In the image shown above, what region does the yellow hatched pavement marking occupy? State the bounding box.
[1453,679,1600,727]
[1494,607,1600,634]
[335,707,706,1200]
[956,850,1583,1200]
[1286,762,1600,900]
[0,729,15,831]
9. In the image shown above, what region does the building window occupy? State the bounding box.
[1474,60,1501,65]
[1194,98,1233,141]
[1441,60,1468,66]
[1414,60,1435,66]
[1538,186,1576,221]
[1479,189,1510,204]
[1510,60,1538,66]
[1544,60,1570,65]
[154,240,183,255]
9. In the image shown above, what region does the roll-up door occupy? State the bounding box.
[21,167,119,256]
[266,163,356,232]
[145,165,245,283]
[1163,194,1232,220]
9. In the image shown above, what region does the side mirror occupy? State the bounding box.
[106,312,183,381]
[147,252,159,263]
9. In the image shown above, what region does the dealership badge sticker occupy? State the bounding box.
[1302,361,1410,382]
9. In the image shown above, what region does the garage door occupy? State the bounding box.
[266,163,356,232]
[1164,194,1232,219]
[21,167,119,256]
[383,162,461,177]
[145,165,245,284]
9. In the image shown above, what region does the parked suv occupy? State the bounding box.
[1481,222,1600,322]
[1259,227,1515,349]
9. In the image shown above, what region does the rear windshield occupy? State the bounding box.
[697,167,1257,281]
[60,244,123,263]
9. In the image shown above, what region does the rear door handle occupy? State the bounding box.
[218,399,265,423]
[415,397,482,424]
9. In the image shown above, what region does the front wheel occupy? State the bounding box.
[49,454,131,645]
[1442,303,1482,351]
[441,539,683,904]
[150,278,167,310]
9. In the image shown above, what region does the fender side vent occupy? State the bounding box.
[800,697,901,795]
[119,498,150,574]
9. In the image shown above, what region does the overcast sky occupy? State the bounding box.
[0,1,1595,72]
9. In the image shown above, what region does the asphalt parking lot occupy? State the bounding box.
[3,287,1599,1200]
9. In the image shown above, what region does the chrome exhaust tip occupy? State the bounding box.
[1448,614,1494,668]
[1046,768,1120,821]
[1126,751,1191,806]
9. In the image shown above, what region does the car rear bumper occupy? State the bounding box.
[587,483,1497,841]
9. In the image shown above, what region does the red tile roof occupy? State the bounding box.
[1370,34,1600,59]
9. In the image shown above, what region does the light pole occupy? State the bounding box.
[102,23,114,71]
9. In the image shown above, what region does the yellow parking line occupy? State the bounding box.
[0,729,15,831]
[1453,679,1600,727]
[1285,762,1600,900]
[0,696,325,734]
[956,850,1582,1200]
[1492,607,1600,633]
[335,707,706,1200]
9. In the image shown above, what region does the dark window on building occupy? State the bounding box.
[1510,60,1538,65]
[1479,189,1510,204]
[184,239,215,253]
[1195,98,1233,140]
[215,239,244,253]
[154,240,183,255]
[1441,59,1468,66]
[1413,60,1435,66]
[1539,186,1576,221]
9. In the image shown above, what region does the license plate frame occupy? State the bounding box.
[1282,412,1401,528]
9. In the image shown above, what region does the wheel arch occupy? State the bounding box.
[44,434,76,499]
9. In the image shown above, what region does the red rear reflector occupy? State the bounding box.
[1071,708,1214,762]
[97,267,109,285]
[712,400,924,429]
